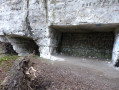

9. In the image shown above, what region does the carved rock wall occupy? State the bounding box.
[59,32,114,59]
[0,0,119,66]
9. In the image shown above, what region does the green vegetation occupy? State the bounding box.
[0,55,19,87]
[0,55,19,66]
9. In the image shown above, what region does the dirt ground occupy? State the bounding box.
[1,55,119,90]
[31,55,119,90]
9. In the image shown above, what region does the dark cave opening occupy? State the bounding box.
[50,24,116,60]
[58,32,114,59]
[0,42,17,55]
[9,36,40,56]
[115,61,119,67]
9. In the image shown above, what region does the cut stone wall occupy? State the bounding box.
[49,27,62,54]
[58,32,114,59]
[48,0,119,24]
[112,28,119,66]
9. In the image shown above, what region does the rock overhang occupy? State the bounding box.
[50,23,119,32]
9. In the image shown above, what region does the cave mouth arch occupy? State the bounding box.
[49,24,118,60]
[8,35,40,56]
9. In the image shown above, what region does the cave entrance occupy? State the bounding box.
[0,42,17,55]
[9,36,40,56]
[50,24,117,60]
[58,32,114,59]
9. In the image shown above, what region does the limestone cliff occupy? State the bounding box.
[0,0,119,66]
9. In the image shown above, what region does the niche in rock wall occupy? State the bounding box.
[50,24,116,60]
[58,32,114,59]
[9,36,40,55]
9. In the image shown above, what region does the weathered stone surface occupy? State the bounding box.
[48,0,119,24]
[59,32,114,59]
[112,28,119,66]
[0,0,119,66]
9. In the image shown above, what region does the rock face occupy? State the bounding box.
[0,0,119,66]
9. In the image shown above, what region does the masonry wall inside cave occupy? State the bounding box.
[50,24,116,60]
[58,32,114,59]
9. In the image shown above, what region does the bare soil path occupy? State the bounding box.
[32,55,119,90]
